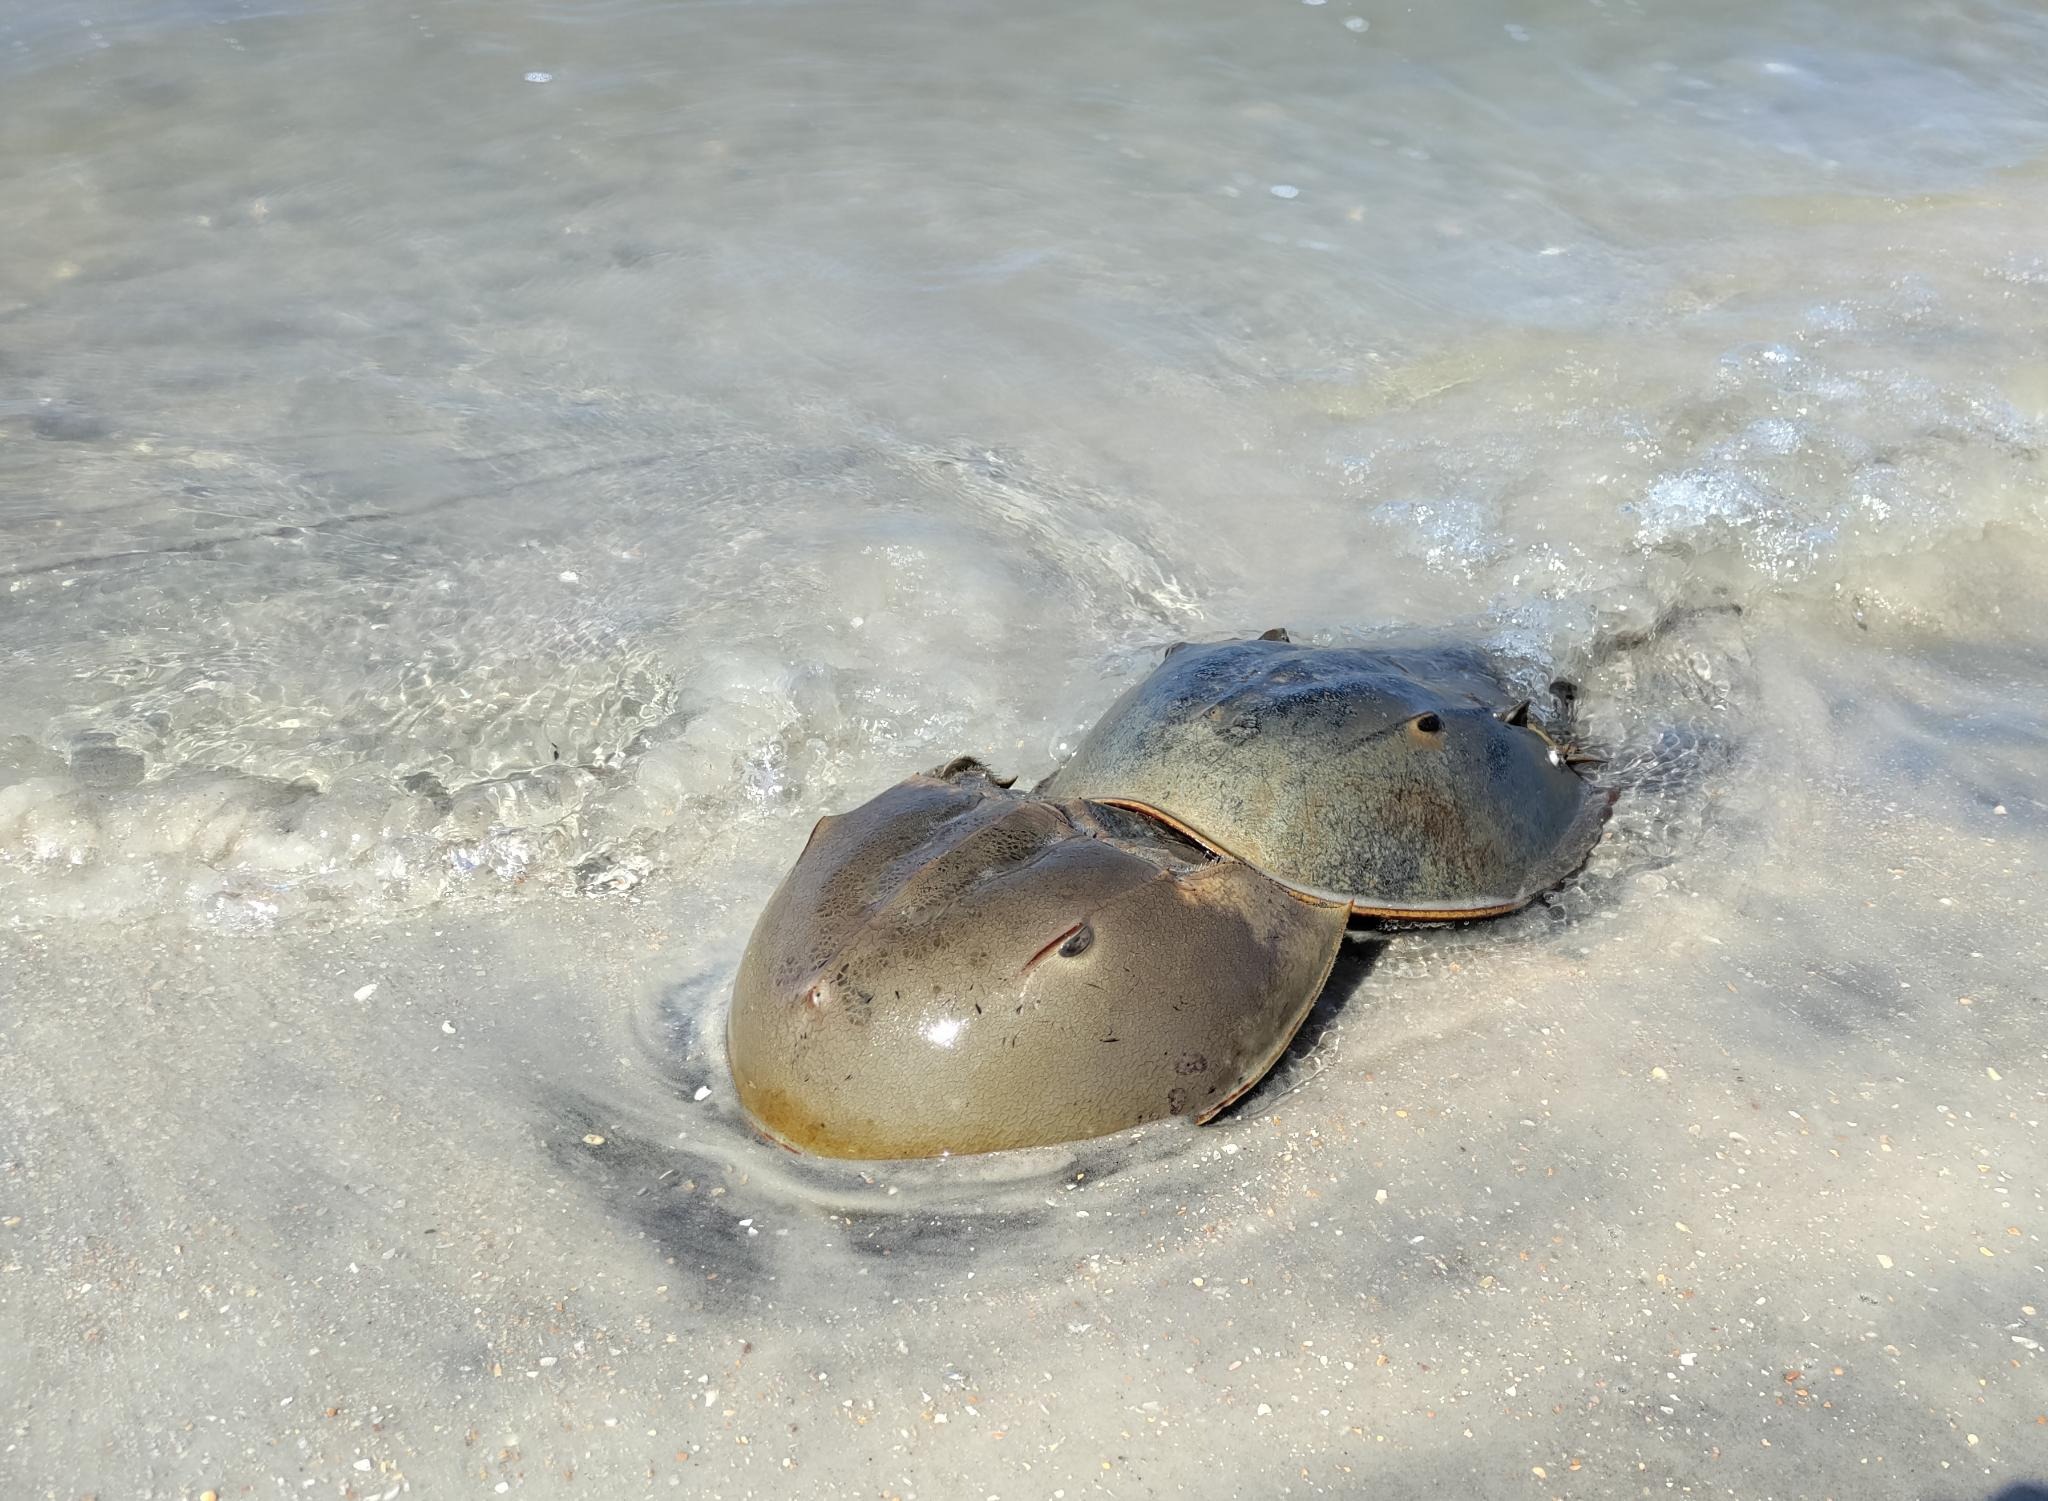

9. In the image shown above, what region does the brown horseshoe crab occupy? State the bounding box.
[1039,631,1615,920]
[727,758,1349,1159]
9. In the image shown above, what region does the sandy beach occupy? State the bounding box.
[4,0,2046,1494]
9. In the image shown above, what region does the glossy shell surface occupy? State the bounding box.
[1040,637,1614,919]
[727,762,1349,1159]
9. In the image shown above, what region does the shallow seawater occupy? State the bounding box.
[4,0,2047,1495]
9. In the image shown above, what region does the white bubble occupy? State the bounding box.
[1270,184,1300,200]
[1344,16,1368,30]
[524,71,554,84]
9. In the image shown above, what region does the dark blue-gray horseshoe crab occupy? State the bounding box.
[1039,631,1614,921]
[726,758,1350,1159]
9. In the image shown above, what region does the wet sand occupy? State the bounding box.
[5,0,2048,1494]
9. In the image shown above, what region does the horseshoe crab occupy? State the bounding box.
[1040,631,1614,920]
[727,758,1349,1159]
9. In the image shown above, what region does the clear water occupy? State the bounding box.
[3,0,2045,1494]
